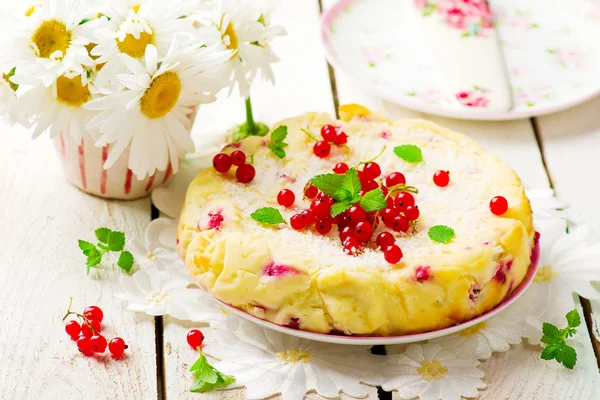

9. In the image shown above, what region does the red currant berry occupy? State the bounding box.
[339,226,353,242]
[313,141,331,158]
[376,232,395,249]
[310,198,332,219]
[108,337,127,358]
[394,192,415,209]
[65,320,81,339]
[385,172,406,188]
[187,329,205,350]
[433,170,450,187]
[321,124,337,142]
[362,162,381,180]
[76,336,93,356]
[490,196,508,215]
[316,219,333,234]
[348,206,367,223]
[381,207,398,223]
[384,245,403,264]
[343,236,360,255]
[333,131,348,145]
[81,319,102,337]
[290,214,305,230]
[230,150,247,166]
[304,184,318,199]
[381,185,389,197]
[236,164,256,184]
[83,306,103,323]
[392,215,410,232]
[300,210,316,226]
[213,153,232,173]
[277,189,295,208]
[405,205,420,221]
[334,163,349,174]
[354,221,374,242]
[90,335,107,353]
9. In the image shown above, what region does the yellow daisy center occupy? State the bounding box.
[417,360,448,381]
[220,16,239,52]
[31,20,72,59]
[460,321,487,337]
[534,265,560,283]
[25,5,39,17]
[117,30,154,58]
[56,75,91,107]
[276,349,311,364]
[140,72,182,119]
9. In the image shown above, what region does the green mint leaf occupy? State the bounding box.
[86,252,103,268]
[393,145,423,163]
[566,309,581,328]
[107,230,126,251]
[117,251,134,273]
[540,343,560,360]
[331,201,353,217]
[95,228,112,244]
[556,344,577,369]
[267,142,287,159]
[333,188,352,202]
[251,207,286,225]
[428,225,455,244]
[542,322,562,341]
[310,173,345,199]
[341,168,361,198]
[189,352,235,393]
[78,240,97,256]
[360,188,387,212]
[270,125,288,143]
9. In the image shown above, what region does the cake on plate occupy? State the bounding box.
[177,105,535,336]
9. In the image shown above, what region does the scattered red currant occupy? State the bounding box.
[333,131,348,145]
[277,189,295,208]
[314,141,331,158]
[81,319,102,337]
[381,207,398,223]
[348,206,367,223]
[213,153,232,173]
[230,150,247,166]
[343,236,360,255]
[361,179,379,192]
[316,219,333,234]
[354,221,374,242]
[187,329,205,350]
[394,192,415,209]
[391,215,410,232]
[90,335,107,353]
[334,163,349,174]
[77,336,93,356]
[304,184,318,199]
[310,197,332,219]
[339,226,353,242]
[65,320,81,339]
[384,245,403,264]
[236,164,256,184]
[108,337,127,358]
[83,306,104,323]
[385,172,406,188]
[321,124,337,142]
[362,162,381,180]
[290,214,305,230]
[490,196,508,215]
[376,232,395,249]
[300,210,316,226]
[405,205,420,221]
[433,170,450,187]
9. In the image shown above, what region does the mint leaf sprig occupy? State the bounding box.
[251,207,286,225]
[267,126,288,159]
[540,309,581,369]
[189,348,235,393]
[78,228,134,274]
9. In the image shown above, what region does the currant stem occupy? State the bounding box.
[245,96,257,134]
[301,128,319,142]
[358,146,387,166]
[62,297,99,334]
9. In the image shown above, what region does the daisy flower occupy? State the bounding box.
[526,187,570,223]
[128,218,179,270]
[3,0,96,88]
[382,343,486,400]
[115,262,228,323]
[17,69,96,140]
[203,320,386,399]
[85,41,231,179]
[90,0,197,91]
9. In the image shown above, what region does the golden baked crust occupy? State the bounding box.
[177,105,534,336]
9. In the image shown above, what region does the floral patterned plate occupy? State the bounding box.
[321,0,600,120]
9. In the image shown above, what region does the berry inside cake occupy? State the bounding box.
[177,104,535,336]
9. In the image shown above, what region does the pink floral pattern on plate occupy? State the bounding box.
[362,45,391,67]
[547,48,586,69]
[414,0,493,37]
[455,86,490,107]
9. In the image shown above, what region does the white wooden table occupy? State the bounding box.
[1,1,599,399]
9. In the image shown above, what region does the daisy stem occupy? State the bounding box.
[245,96,257,134]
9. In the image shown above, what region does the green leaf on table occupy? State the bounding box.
[189,351,235,393]
[428,225,455,244]
[539,309,580,369]
[393,145,423,163]
[117,251,134,273]
[107,230,126,251]
[555,344,577,369]
[566,309,581,328]
[94,228,111,244]
[251,207,286,225]
[360,188,387,212]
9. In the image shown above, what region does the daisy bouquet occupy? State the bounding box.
[0,0,285,198]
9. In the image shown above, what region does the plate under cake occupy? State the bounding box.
[177,105,535,336]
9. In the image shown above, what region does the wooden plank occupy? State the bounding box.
[0,126,157,399]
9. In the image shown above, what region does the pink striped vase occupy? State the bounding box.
[54,131,174,200]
